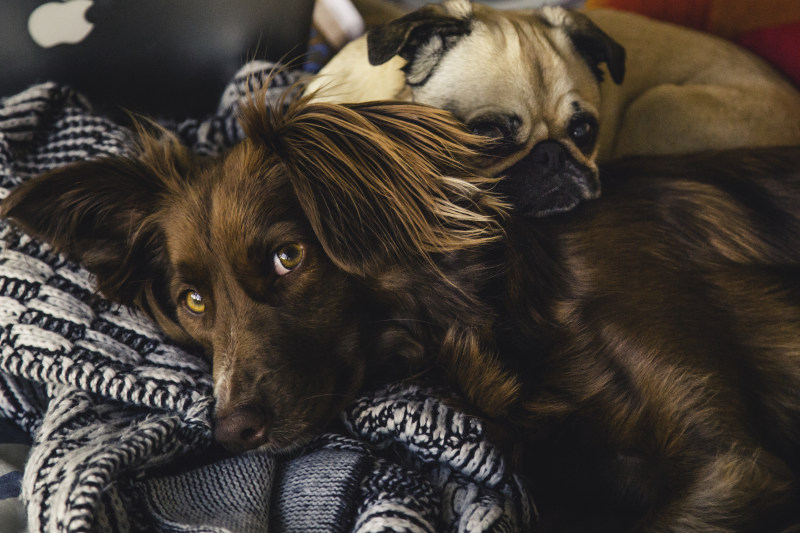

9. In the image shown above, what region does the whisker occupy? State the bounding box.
[300,392,354,403]
[369,318,436,326]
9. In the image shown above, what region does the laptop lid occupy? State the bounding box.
[1,0,314,118]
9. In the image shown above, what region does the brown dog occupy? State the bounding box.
[4,95,800,530]
[0,96,510,453]
[492,147,800,531]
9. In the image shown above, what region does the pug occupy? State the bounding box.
[306,0,800,217]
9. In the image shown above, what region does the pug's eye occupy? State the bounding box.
[470,121,507,141]
[182,290,206,315]
[468,115,521,143]
[274,243,304,276]
[571,121,592,139]
[568,115,598,154]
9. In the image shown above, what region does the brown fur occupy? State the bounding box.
[492,148,800,531]
[4,95,800,530]
[0,94,512,453]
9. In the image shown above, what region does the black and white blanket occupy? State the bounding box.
[0,62,534,533]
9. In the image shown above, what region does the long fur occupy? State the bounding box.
[4,92,800,530]
[0,94,519,453]
[491,147,800,531]
[239,91,507,274]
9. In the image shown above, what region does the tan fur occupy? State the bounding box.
[307,0,800,180]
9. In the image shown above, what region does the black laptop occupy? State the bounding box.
[0,0,315,118]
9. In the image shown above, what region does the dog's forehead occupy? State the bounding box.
[412,11,600,130]
[218,142,288,193]
[162,148,301,260]
[212,146,304,238]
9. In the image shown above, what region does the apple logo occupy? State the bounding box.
[28,0,95,48]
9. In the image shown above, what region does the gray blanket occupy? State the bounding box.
[0,62,534,533]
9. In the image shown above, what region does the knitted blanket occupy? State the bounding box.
[0,62,534,533]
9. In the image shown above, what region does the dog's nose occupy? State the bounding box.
[214,408,269,452]
[504,139,598,217]
[530,140,567,171]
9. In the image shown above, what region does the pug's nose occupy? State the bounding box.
[530,140,567,171]
[214,408,269,452]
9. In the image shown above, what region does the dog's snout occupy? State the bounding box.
[214,408,269,452]
[503,140,599,217]
[530,140,567,171]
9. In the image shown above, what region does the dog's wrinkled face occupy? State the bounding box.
[1,96,505,454]
[313,0,625,217]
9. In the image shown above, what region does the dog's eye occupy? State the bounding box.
[570,120,592,140]
[470,122,507,141]
[274,244,304,276]
[568,115,598,154]
[183,290,206,314]
[468,115,521,143]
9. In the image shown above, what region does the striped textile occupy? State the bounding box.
[0,62,533,533]
[0,418,28,533]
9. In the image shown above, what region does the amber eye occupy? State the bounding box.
[274,243,304,275]
[183,290,206,314]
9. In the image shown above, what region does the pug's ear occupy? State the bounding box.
[541,7,626,85]
[366,1,472,85]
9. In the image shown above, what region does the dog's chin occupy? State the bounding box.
[516,174,598,218]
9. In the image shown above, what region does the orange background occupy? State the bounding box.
[584,0,800,38]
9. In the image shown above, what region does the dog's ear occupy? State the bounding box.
[241,96,506,278]
[1,128,187,316]
[366,1,472,85]
[541,7,626,85]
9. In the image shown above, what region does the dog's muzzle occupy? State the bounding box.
[502,141,600,218]
[214,407,270,452]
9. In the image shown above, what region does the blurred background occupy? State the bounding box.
[0,0,798,118]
